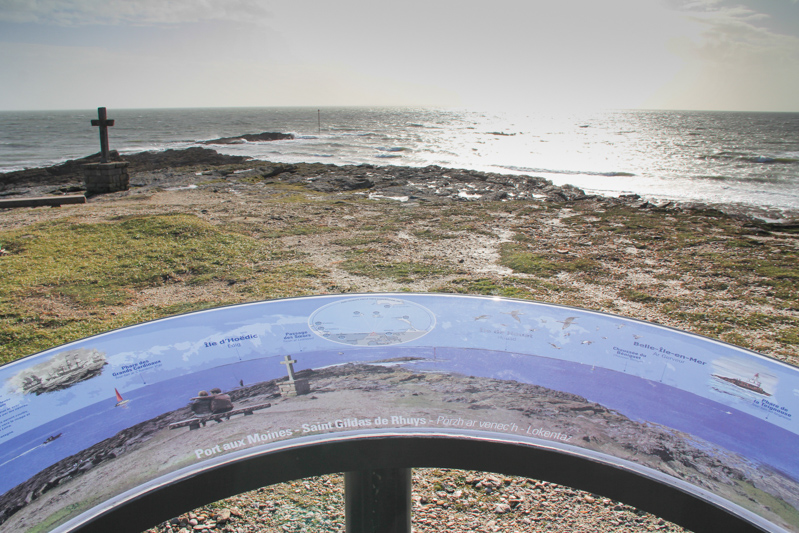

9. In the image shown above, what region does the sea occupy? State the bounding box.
[1,107,798,218]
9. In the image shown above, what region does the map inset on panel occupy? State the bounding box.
[308,297,436,346]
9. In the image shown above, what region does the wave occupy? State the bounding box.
[601,171,636,177]
[330,129,378,138]
[0,165,33,173]
[693,174,785,185]
[484,131,516,136]
[376,147,409,153]
[746,156,799,164]
[694,175,734,182]
[702,152,798,164]
[499,165,635,178]
[702,151,745,161]
[0,142,36,149]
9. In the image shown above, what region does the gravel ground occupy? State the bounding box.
[142,469,687,533]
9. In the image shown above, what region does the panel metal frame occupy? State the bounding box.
[67,433,768,533]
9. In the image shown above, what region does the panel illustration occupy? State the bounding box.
[0,294,797,532]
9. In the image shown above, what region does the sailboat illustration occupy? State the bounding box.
[114,388,130,407]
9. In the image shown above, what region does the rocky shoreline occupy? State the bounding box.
[2,146,797,225]
[0,146,609,206]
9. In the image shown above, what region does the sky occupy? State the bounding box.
[1,0,798,112]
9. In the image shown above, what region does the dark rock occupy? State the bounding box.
[55,186,84,194]
[545,184,592,202]
[482,191,508,201]
[619,194,641,201]
[0,148,247,191]
[762,221,799,233]
[260,163,297,179]
[124,147,247,172]
[200,132,294,145]
[305,175,374,193]
[0,151,123,190]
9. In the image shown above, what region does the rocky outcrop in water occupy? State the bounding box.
[200,132,295,145]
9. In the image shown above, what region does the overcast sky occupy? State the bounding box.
[1,0,798,112]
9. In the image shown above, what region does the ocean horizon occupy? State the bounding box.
[2,106,798,217]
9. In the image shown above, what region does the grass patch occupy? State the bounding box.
[246,263,329,298]
[341,259,453,282]
[668,310,789,339]
[332,234,385,246]
[499,244,560,277]
[0,214,284,361]
[413,229,457,240]
[725,238,763,249]
[499,244,604,278]
[25,500,87,533]
[437,278,534,299]
[260,224,335,238]
[2,214,273,293]
[758,265,799,281]
[776,327,799,346]
[620,288,658,303]
[732,480,799,529]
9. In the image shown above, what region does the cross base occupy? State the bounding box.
[278,378,310,397]
[83,162,129,194]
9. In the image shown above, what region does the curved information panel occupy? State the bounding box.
[1,294,797,532]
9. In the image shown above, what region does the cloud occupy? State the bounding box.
[672,0,799,66]
[0,0,271,26]
[642,0,799,110]
[3,0,797,111]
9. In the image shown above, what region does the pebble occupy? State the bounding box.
[140,469,689,533]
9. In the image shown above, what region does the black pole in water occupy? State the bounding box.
[318,109,321,134]
[344,468,412,533]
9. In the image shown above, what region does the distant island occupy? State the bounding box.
[199,132,295,145]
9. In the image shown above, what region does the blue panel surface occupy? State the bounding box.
[0,294,797,532]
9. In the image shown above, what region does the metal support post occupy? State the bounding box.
[344,468,412,533]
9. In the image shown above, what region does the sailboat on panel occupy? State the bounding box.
[114,388,130,407]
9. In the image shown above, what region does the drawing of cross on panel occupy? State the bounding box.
[278,355,311,397]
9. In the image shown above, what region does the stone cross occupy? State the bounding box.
[90,107,115,163]
[280,355,297,382]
